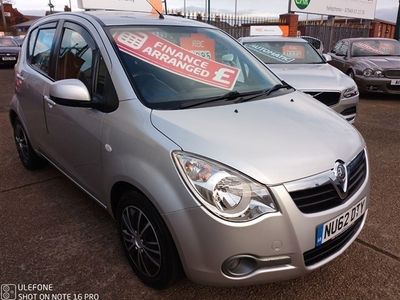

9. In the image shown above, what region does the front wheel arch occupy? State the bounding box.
[110,181,142,218]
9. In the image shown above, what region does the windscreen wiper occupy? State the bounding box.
[235,82,293,103]
[179,82,293,109]
[265,82,293,96]
[179,90,258,109]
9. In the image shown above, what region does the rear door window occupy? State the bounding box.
[27,28,38,60]
[31,27,56,75]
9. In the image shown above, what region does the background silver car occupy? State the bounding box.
[9,11,369,289]
[239,36,359,123]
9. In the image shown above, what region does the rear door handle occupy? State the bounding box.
[44,95,56,108]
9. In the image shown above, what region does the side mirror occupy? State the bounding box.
[323,54,332,62]
[49,79,91,107]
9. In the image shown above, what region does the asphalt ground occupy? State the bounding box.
[0,66,399,299]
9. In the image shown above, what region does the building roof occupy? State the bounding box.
[13,19,41,28]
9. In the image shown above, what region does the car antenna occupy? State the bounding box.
[146,0,164,19]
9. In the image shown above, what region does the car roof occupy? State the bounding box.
[40,11,215,28]
[239,36,307,43]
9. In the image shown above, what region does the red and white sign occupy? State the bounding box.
[250,25,289,37]
[114,32,240,90]
[180,34,216,60]
[354,42,387,55]
[282,44,305,59]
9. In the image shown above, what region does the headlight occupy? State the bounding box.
[363,69,384,78]
[363,68,373,77]
[374,70,384,78]
[173,152,278,222]
[343,86,359,98]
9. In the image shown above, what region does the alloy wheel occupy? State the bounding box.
[15,125,29,161]
[121,206,162,277]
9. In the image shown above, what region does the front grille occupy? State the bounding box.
[289,150,367,214]
[384,69,400,79]
[303,215,364,266]
[304,91,341,107]
[341,106,357,116]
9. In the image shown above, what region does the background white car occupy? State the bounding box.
[240,36,359,123]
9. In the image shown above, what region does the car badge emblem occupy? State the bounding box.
[332,161,348,198]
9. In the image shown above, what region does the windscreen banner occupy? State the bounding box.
[289,0,377,20]
[114,32,240,90]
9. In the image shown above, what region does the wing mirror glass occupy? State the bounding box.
[49,79,91,107]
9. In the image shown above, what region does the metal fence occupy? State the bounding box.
[168,10,282,39]
[299,22,371,52]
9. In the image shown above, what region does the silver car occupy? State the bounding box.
[10,11,370,288]
[239,36,359,123]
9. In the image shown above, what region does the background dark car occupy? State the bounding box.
[328,38,400,94]
[0,37,20,67]
[12,36,25,47]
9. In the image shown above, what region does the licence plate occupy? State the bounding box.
[391,79,400,86]
[315,198,366,247]
[2,57,16,61]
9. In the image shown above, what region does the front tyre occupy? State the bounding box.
[13,119,46,170]
[116,190,180,289]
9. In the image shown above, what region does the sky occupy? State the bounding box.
[10,0,400,21]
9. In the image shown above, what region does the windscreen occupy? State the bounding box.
[244,41,324,64]
[110,26,282,109]
[0,38,16,47]
[351,40,400,57]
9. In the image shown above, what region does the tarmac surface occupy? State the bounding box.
[0,67,399,299]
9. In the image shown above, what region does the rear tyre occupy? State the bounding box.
[116,190,180,289]
[13,119,46,170]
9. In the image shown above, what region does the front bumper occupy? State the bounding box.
[165,155,370,286]
[355,76,400,94]
[301,90,359,124]
[331,94,359,124]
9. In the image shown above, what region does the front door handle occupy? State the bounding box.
[16,73,25,81]
[44,95,56,108]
